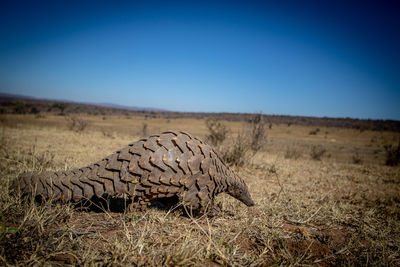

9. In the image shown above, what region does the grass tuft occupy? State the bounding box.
[310,145,326,161]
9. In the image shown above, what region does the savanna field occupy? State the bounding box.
[0,113,399,266]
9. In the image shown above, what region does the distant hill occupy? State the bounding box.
[0,92,162,112]
[0,92,399,132]
[0,92,37,100]
[95,102,166,112]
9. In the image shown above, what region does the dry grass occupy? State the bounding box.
[0,114,399,266]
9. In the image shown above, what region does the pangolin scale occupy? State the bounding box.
[12,131,255,214]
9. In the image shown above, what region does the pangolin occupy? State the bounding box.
[12,131,255,214]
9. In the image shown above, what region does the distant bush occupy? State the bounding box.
[352,152,363,164]
[52,102,68,115]
[384,141,400,166]
[30,107,40,115]
[66,116,89,132]
[12,101,28,114]
[205,119,228,147]
[35,113,46,119]
[285,146,302,160]
[309,128,320,135]
[310,145,326,161]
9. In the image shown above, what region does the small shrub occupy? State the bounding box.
[285,146,302,160]
[249,113,266,153]
[141,123,148,137]
[206,114,267,167]
[267,163,277,174]
[221,132,249,167]
[373,149,381,155]
[384,141,400,166]
[352,152,363,164]
[310,145,326,161]
[65,116,89,132]
[205,119,228,147]
[309,128,320,135]
[102,129,115,139]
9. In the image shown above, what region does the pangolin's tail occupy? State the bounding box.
[11,153,133,202]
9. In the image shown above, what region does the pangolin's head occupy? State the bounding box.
[227,176,255,207]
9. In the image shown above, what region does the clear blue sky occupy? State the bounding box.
[1,0,399,120]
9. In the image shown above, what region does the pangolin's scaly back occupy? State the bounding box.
[12,131,254,210]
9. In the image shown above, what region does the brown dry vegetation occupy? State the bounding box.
[0,113,399,266]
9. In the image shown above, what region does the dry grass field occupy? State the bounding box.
[0,113,399,266]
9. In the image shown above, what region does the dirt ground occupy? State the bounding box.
[0,113,399,266]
